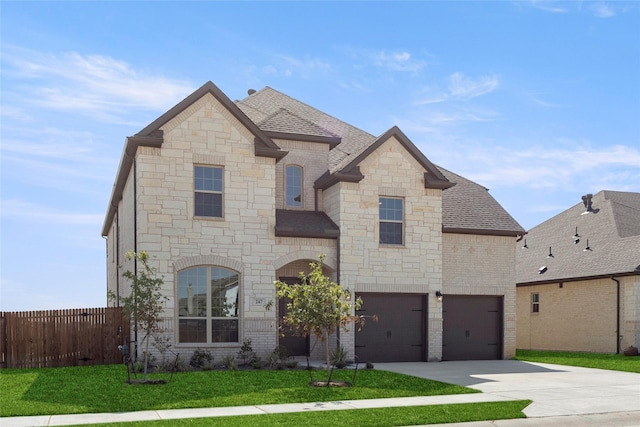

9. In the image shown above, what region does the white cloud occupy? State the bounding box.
[2,45,194,122]
[370,50,425,73]
[448,72,499,99]
[269,53,331,77]
[527,1,568,13]
[456,143,640,192]
[589,2,616,18]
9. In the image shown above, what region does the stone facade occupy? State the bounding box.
[104,82,522,364]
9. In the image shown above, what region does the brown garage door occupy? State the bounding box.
[442,295,502,361]
[355,293,426,363]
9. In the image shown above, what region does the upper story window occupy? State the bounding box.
[285,165,302,208]
[177,266,239,343]
[531,293,540,313]
[194,166,223,217]
[379,197,403,245]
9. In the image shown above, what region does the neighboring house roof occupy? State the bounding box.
[516,190,640,286]
[275,210,339,239]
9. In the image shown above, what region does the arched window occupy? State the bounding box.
[177,266,239,343]
[285,165,302,207]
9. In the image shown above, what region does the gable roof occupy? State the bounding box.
[516,190,640,285]
[102,81,287,236]
[236,87,374,171]
[438,167,524,236]
[103,82,525,237]
[237,86,522,235]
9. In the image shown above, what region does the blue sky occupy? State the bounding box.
[1,1,639,312]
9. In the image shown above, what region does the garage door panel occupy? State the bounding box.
[443,295,503,361]
[355,293,426,363]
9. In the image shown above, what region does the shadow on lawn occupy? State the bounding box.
[16,366,471,415]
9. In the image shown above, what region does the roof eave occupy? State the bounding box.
[274,228,339,239]
[101,132,164,236]
[517,270,640,287]
[263,131,341,148]
[443,227,524,237]
[425,173,456,190]
[314,167,365,190]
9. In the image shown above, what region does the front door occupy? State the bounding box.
[277,277,309,357]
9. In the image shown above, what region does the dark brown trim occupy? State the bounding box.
[424,172,456,190]
[275,228,339,239]
[314,167,365,190]
[136,81,280,156]
[101,134,163,236]
[264,131,341,148]
[516,271,640,287]
[338,126,452,190]
[254,140,288,160]
[443,227,523,237]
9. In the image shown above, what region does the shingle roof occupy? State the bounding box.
[438,167,524,236]
[236,87,375,172]
[516,190,640,285]
[258,108,341,139]
[236,86,524,236]
[275,210,339,239]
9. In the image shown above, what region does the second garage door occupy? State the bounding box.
[442,295,503,361]
[355,293,426,363]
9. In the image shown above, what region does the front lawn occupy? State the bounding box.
[0,364,478,417]
[71,401,532,427]
[515,349,640,373]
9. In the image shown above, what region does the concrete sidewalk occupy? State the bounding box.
[3,360,640,426]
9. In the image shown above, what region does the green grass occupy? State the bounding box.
[0,364,478,417]
[70,400,531,427]
[515,349,640,373]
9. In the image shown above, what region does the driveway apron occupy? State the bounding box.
[375,360,640,417]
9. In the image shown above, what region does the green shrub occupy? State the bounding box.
[221,355,237,370]
[189,349,214,369]
[330,346,348,369]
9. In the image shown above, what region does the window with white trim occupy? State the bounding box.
[379,197,403,245]
[285,165,302,207]
[531,293,540,313]
[194,166,223,217]
[177,266,239,343]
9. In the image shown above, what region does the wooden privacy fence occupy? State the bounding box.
[0,307,129,369]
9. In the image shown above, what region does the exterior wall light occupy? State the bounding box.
[435,291,443,302]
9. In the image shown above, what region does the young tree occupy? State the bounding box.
[274,254,365,382]
[119,251,168,381]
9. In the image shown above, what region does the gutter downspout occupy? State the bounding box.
[611,276,621,354]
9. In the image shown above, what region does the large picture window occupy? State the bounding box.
[195,166,223,217]
[285,165,302,207]
[379,197,403,245]
[177,266,239,343]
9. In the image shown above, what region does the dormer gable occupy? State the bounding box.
[136,81,287,160]
[315,126,454,191]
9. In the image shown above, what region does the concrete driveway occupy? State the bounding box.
[375,360,640,418]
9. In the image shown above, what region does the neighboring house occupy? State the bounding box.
[102,81,524,363]
[516,191,640,353]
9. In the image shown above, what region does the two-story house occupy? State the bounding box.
[102,81,524,363]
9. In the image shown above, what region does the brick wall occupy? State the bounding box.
[442,233,518,359]
[517,276,640,353]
